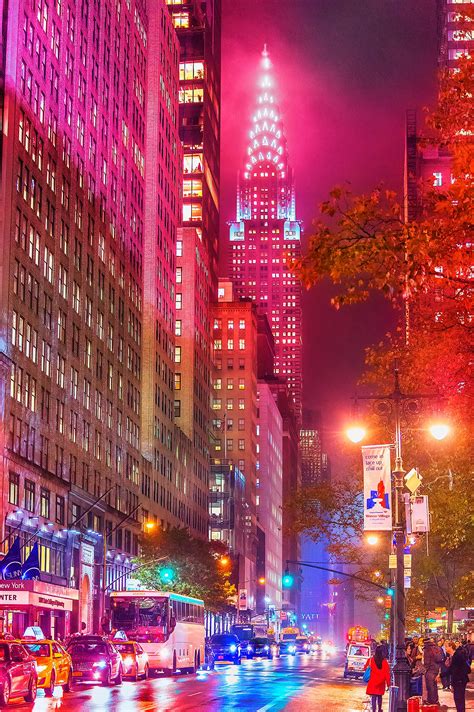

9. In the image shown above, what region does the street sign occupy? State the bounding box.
[404,575,411,589]
[411,495,430,533]
[238,588,248,611]
[404,554,412,569]
[389,554,397,569]
[405,468,422,494]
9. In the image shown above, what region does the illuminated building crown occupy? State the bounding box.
[237,46,295,221]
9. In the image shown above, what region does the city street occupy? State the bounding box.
[9,653,369,712]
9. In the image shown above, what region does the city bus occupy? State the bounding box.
[110,590,205,674]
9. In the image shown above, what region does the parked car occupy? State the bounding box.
[22,639,72,696]
[206,634,241,668]
[245,637,274,660]
[0,641,38,706]
[66,635,123,686]
[114,641,149,681]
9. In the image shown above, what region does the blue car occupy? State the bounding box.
[206,634,241,668]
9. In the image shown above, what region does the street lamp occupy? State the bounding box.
[347,362,451,711]
[366,534,379,546]
[428,423,450,441]
[346,425,366,443]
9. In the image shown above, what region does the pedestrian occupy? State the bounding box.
[364,645,391,712]
[445,639,471,712]
[379,639,389,659]
[422,637,443,704]
[439,638,451,690]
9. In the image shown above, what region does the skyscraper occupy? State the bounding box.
[0,0,183,635]
[167,1,222,539]
[229,47,302,422]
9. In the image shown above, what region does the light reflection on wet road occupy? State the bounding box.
[10,652,368,711]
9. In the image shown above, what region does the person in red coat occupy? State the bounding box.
[364,646,392,712]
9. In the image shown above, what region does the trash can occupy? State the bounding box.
[389,685,399,712]
[407,697,422,712]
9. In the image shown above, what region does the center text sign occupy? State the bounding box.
[362,445,392,531]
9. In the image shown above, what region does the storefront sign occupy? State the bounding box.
[0,580,78,611]
[362,445,392,531]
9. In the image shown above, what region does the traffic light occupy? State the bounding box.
[416,617,421,623]
[384,613,390,620]
[386,588,394,597]
[282,571,294,588]
[159,566,175,583]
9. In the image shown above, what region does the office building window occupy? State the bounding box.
[24,479,35,512]
[9,473,20,506]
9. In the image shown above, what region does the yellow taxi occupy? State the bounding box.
[113,641,149,681]
[21,640,72,696]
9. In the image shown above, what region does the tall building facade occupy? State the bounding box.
[0,0,190,635]
[211,281,258,611]
[405,2,473,221]
[437,0,474,68]
[167,1,222,539]
[228,47,302,421]
[256,382,283,614]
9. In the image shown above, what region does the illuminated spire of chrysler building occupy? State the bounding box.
[229,46,303,420]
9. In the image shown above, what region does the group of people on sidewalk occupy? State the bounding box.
[363,635,473,712]
[406,635,473,711]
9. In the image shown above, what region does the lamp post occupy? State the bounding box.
[346,362,450,711]
[101,502,141,629]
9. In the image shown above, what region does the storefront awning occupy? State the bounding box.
[0,580,79,612]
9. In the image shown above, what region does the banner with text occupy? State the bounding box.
[362,445,392,531]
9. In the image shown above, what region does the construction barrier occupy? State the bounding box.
[407,697,422,712]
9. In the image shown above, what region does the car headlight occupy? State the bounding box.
[229,645,237,653]
[94,661,107,669]
[264,645,269,651]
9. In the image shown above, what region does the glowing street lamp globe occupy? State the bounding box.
[429,423,450,441]
[366,534,379,546]
[346,425,366,444]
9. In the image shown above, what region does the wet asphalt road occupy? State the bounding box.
[8,652,370,711]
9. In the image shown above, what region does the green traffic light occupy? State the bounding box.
[416,617,421,623]
[384,613,390,620]
[160,567,175,583]
[282,573,294,588]
[386,588,394,597]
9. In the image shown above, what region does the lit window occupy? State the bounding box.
[183,203,202,222]
[176,293,182,310]
[174,373,181,390]
[433,172,443,187]
[173,12,189,28]
[175,319,182,336]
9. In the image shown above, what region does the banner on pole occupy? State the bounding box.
[238,589,248,611]
[362,445,392,531]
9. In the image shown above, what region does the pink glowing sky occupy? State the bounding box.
[220,0,438,451]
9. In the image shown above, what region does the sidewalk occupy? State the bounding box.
[438,682,474,710]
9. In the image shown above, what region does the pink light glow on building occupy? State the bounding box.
[229,47,302,421]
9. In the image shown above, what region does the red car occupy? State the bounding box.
[66,635,123,686]
[0,641,38,706]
